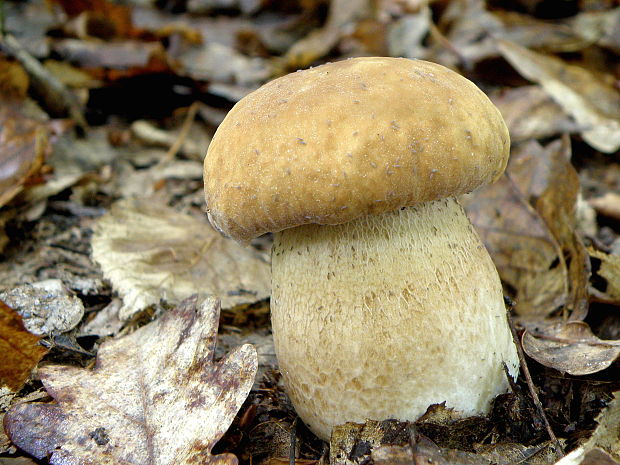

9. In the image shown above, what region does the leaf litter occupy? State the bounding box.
[2,0,620,463]
[91,198,270,319]
[4,295,258,465]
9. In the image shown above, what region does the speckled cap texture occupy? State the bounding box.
[204,57,510,244]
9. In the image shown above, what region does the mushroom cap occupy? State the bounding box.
[204,57,510,244]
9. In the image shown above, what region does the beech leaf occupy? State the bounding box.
[4,295,258,465]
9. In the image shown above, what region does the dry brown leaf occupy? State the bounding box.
[4,296,257,465]
[178,42,270,87]
[589,249,620,304]
[497,40,620,153]
[522,321,620,375]
[463,174,567,318]
[554,392,620,464]
[490,86,582,143]
[91,198,271,319]
[0,100,49,208]
[589,193,620,221]
[0,301,48,391]
[533,137,590,321]
[284,0,372,68]
[465,137,589,321]
[52,39,166,71]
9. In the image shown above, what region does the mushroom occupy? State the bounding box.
[203,57,519,440]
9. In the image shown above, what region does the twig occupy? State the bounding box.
[506,308,564,458]
[0,33,87,131]
[164,101,200,162]
[289,417,298,465]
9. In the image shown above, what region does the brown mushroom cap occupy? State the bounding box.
[204,57,510,244]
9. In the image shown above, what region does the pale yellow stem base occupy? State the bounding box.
[271,197,519,440]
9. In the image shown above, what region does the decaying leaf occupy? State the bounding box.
[0,301,48,391]
[284,0,372,68]
[531,137,590,321]
[0,100,49,208]
[0,279,85,336]
[464,137,590,321]
[91,198,271,319]
[4,296,258,465]
[497,40,620,153]
[583,391,620,460]
[522,321,620,375]
[491,86,582,143]
[554,391,620,464]
[589,249,620,304]
[463,174,567,318]
[589,193,620,222]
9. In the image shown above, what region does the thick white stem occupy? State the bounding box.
[271,197,519,440]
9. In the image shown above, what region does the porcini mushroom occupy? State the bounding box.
[203,57,519,440]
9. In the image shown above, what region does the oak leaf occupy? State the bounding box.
[4,296,257,465]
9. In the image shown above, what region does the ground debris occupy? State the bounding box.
[4,296,257,465]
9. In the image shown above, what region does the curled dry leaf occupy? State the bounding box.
[522,321,620,375]
[0,301,48,391]
[4,296,258,465]
[91,197,271,320]
[497,40,620,153]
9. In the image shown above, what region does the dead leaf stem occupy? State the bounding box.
[507,309,564,458]
[164,102,200,162]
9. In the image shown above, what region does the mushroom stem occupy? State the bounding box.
[271,197,519,440]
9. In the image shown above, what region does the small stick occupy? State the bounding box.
[506,305,564,457]
[0,33,87,131]
[164,101,200,162]
[289,417,298,465]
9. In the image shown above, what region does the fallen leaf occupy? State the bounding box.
[52,38,166,71]
[178,42,270,87]
[589,193,620,221]
[569,7,620,54]
[0,280,85,336]
[522,321,620,375]
[463,174,567,318]
[91,198,271,319]
[497,39,620,153]
[583,391,620,460]
[284,0,372,68]
[4,295,258,465]
[0,58,29,98]
[0,301,48,391]
[490,86,582,143]
[555,392,620,464]
[464,137,590,321]
[0,100,49,208]
[589,249,620,305]
[387,9,431,59]
[533,137,590,321]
